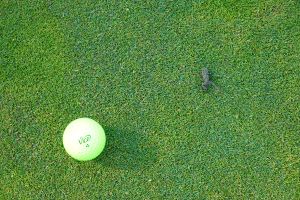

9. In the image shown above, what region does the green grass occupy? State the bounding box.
[1,0,300,199]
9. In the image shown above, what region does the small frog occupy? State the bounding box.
[201,68,217,91]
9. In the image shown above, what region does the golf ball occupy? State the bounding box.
[63,118,106,161]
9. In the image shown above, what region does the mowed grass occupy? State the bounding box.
[1,0,300,199]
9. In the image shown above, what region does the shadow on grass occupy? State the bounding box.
[95,127,157,170]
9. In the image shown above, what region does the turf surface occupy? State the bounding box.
[1,0,300,199]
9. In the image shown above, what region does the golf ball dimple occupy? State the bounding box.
[63,118,106,161]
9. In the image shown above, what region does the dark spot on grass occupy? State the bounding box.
[95,127,158,170]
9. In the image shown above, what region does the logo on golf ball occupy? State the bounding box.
[79,134,91,147]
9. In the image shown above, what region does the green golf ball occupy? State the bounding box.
[63,118,106,161]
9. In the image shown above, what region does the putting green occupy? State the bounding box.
[1,1,299,199]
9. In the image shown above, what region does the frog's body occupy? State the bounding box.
[201,68,213,90]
